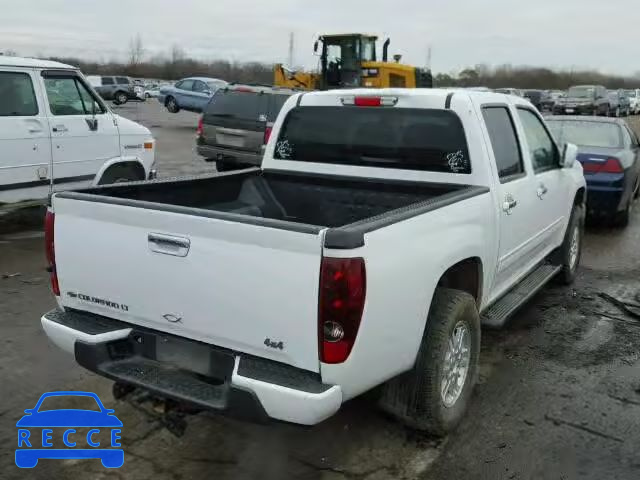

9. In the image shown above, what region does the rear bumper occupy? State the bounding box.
[553,105,597,115]
[585,174,627,215]
[41,309,341,426]
[196,144,262,167]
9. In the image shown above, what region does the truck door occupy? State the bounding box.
[480,105,543,299]
[515,107,569,253]
[40,71,120,189]
[0,68,52,203]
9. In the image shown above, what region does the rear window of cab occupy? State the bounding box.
[273,106,471,174]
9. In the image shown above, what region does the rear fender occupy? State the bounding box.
[320,219,490,401]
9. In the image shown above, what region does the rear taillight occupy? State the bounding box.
[264,125,273,145]
[319,257,366,364]
[44,210,59,296]
[196,116,204,137]
[582,157,623,174]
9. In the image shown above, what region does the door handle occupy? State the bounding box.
[537,184,548,198]
[52,125,68,133]
[502,195,518,214]
[148,233,191,257]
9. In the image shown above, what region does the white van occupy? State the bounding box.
[0,57,156,205]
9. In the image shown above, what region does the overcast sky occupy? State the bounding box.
[1,0,639,75]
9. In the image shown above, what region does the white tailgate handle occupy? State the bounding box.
[148,233,191,257]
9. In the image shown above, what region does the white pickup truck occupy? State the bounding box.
[0,56,156,206]
[41,89,586,435]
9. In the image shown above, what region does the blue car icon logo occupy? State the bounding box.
[16,391,123,468]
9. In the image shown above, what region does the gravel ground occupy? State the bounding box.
[1,105,640,479]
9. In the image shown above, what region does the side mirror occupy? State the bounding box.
[203,90,212,96]
[561,143,578,168]
[313,41,319,53]
[24,409,33,414]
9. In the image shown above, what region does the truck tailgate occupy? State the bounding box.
[53,196,324,373]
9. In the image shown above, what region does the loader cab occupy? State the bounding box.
[316,34,378,89]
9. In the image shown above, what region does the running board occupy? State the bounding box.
[481,264,561,329]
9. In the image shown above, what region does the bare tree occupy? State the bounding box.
[170,44,185,64]
[127,34,145,66]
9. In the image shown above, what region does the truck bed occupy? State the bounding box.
[57,169,487,247]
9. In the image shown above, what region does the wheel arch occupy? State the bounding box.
[574,186,586,207]
[94,157,146,185]
[436,257,484,308]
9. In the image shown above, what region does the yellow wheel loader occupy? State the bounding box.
[274,33,433,91]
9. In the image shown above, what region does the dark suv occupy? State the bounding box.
[553,85,609,116]
[523,90,552,111]
[196,85,295,171]
[87,75,144,105]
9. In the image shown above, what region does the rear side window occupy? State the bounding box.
[206,91,268,121]
[0,72,38,116]
[115,77,129,85]
[482,106,524,180]
[273,106,471,173]
[101,77,114,85]
[192,80,207,92]
[268,94,291,121]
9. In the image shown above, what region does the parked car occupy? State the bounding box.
[553,85,609,116]
[158,77,227,113]
[197,84,296,171]
[547,90,565,109]
[523,90,552,111]
[86,75,145,105]
[144,83,165,98]
[624,89,640,115]
[547,116,640,226]
[41,88,585,436]
[607,90,631,117]
[495,88,523,96]
[0,57,156,205]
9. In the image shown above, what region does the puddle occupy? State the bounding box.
[574,318,614,352]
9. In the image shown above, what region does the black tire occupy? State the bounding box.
[378,288,480,436]
[114,91,128,105]
[98,165,144,185]
[554,204,584,284]
[215,160,245,172]
[166,96,179,113]
[614,200,632,228]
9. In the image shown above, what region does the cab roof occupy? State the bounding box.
[320,33,378,40]
[0,56,76,70]
[299,88,534,109]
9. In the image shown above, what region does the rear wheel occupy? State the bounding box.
[114,91,128,105]
[554,204,584,284]
[215,160,244,172]
[615,199,632,228]
[166,96,179,113]
[378,288,480,436]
